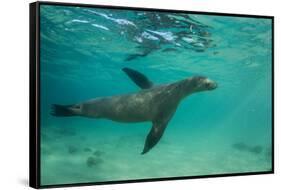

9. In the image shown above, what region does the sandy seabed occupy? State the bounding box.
[40,123,272,185]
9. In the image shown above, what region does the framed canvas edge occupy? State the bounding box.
[30,1,40,189]
[29,1,275,189]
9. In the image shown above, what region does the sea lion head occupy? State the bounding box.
[190,76,218,92]
[178,76,217,97]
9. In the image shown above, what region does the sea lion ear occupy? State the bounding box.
[122,67,153,89]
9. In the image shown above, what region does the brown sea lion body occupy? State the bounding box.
[52,68,217,154]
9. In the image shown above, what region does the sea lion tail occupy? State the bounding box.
[51,104,77,117]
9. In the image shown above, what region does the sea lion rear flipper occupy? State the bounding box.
[51,104,79,117]
[122,67,153,89]
[141,121,168,154]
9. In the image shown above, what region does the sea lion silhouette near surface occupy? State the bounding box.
[51,67,217,154]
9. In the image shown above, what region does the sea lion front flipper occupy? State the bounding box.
[122,67,153,89]
[141,121,168,154]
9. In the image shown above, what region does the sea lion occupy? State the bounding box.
[51,67,217,154]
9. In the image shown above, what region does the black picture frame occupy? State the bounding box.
[29,1,274,189]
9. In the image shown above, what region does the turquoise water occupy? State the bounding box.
[40,5,272,186]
